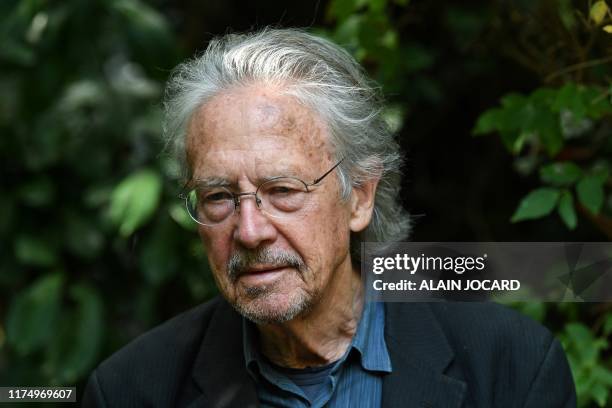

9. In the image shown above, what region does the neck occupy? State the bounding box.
[256,260,364,369]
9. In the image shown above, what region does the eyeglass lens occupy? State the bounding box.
[185,177,310,225]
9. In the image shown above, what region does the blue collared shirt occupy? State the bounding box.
[243,301,392,407]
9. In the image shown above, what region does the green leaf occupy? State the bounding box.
[554,83,581,117]
[45,284,104,384]
[473,107,504,135]
[591,383,609,406]
[500,89,563,155]
[565,322,596,349]
[576,174,606,214]
[590,1,609,25]
[510,302,546,322]
[169,202,197,231]
[563,322,607,366]
[558,0,577,29]
[474,90,564,155]
[527,107,563,156]
[592,365,612,386]
[511,132,531,154]
[14,234,57,267]
[500,92,528,109]
[473,103,524,152]
[557,191,577,230]
[331,15,364,57]
[109,168,162,236]
[540,162,582,186]
[552,83,612,120]
[58,80,107,112]
[6,273,64,355]
[530,87,557,103]
[112,0,172,39]
[382,104,405,133]
[511,188,561,222]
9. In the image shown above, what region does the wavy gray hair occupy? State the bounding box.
[163,28,410,259]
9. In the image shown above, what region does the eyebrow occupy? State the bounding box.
[192,177,232,189]
[261,170,303,182]
[193,169,307,188]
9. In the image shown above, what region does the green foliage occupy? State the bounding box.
[109,168,163,237]
[44,284,104,384]
[590,1,609,25]
[560,321,612,407]
[471,2,612,403]
[511,188,561,222]
[14,235,58,267]
[0,0,209,389]
[507,301,547,323]
[511,165,609,227]
[7,274,64,356]
[474,84,612,157]
[473,2,612,236]
[322,0,437,116]
[558,191,578,230]
[1,1,610,406]
[323,1,612,405]
[576,172,608,215]
[540,162,583,186]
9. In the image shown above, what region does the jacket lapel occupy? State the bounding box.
[186,299,466,408]
[189,300,259,408]
[382,303,466,408]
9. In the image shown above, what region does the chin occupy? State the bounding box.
[231,289,314,324]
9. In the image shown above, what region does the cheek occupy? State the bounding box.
[325,203,352,255]
[297,200,352,263]
[198,227,231,275]
[326,218,351,255]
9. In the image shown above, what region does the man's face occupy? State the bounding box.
[186,84,356,323]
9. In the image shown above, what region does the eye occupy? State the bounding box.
[269,186,295,195]
[203,190,233,202]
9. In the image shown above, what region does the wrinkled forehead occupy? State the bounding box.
[192,150,329,184]
[185,85,334,168]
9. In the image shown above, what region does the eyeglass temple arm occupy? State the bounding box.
[312,158,344,185]
[178,183,189,199]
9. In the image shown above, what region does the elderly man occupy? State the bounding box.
[83,28,576,407]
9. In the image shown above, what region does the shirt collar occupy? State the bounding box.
[243,300,392,374]
[352,301,392,373]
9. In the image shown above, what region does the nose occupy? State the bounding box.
[233,194,277,249]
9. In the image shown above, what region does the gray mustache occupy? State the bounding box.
[228,248,306,282]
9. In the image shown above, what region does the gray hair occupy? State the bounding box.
[163,27,410,259]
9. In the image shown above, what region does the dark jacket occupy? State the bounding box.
[82,297,576,407]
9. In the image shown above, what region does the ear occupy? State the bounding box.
[349,177,379,233]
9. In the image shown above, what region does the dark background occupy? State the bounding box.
[1,0,610,406]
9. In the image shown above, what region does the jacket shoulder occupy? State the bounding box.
[428,301,552,348]
[427,302,575,406]
[84,296,224,406]
[427,301,555,374]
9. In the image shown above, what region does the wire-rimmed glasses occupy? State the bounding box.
[181,159,344,226]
